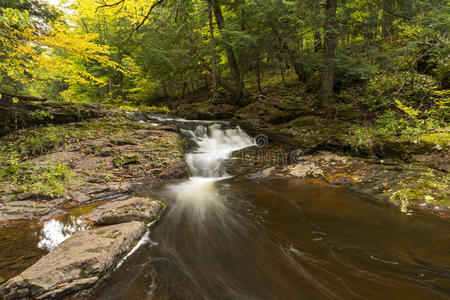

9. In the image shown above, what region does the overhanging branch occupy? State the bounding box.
[127,0,166,39]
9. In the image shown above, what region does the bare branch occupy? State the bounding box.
[127,0,166,40]
[95,0,125,13]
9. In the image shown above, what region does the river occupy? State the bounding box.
[89,122,450,300]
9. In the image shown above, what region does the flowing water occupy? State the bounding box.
[89,122,450,300]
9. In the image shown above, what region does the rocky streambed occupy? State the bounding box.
[0,101,448,299]
[0,106,188,298]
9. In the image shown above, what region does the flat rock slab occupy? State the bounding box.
[0,221,145,299]
[85,196,162,225]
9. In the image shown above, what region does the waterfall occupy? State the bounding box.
[165,123,254,221]
[181,124,254,179]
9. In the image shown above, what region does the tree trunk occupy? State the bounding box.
[382,0,394,39]
[209,0,245,103]
[161,80,169,98]
[280,58,286,88]
[182,81,187,99]
[319,0,338,106]
[292,60,307,83]
[314,0,325,53]
[314,31,322,53]
[256,53,263,94]
[207,0,219,103]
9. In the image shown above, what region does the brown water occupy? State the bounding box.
[90,178,450,300]
[0,220,46,281]
[0,200,103,282]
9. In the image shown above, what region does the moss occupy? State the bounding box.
[86,247,104,253]
[0,162,73,198]
[79,270,90,278]
[0,117,151,161]
[96,231,106,237]
[103,230,121,239]
[65,201,105,219]
[416,132,450,149]
[389,171,449,210]
[113,155,140,168]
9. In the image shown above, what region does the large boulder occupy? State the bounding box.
[174,102,237,120]
[0,221,146,299]
[265,116,354,153]
[85,196,162,225]
[234,99,303,125]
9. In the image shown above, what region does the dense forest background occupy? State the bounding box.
[1,0,449,135]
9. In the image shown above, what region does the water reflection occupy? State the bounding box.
[38,217,90,251]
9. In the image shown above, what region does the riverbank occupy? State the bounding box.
[0,104,187,297]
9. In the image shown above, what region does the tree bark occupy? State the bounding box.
[207,0,219,103]
[161,80,169,98]
[209,0,245,103]
[314,31,322,53]
[256,53,263,94]
[382,0,394,39]
[319,0,338,106]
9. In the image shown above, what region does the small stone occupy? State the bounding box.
[433,144,442,151]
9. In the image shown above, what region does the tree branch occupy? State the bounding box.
[95,0,125,13]
[127,0,166,40]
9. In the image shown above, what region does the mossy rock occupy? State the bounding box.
[235,100,300,125]
[113,155,140,168]
[266,116,354,152]
[377,131,450,158]
[175,102,237,120]
[0,99,113,137]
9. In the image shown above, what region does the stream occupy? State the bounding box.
[89,122,450,300]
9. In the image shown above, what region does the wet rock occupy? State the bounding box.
[15,192,40,201]
[325,174,354,186]
[287,162,323,178]
[0,200,64,222]
[80,182,132,198]
[157,162,187,179]
[85,196,162,225]
[69,191,90,203]
[410,153,450,172]
[0,221,146,299]
[248,167,276,179]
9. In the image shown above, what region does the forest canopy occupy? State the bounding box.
[0,0,449,130]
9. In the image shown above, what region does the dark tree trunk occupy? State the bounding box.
[182,81,187,98]
[207,0,219,103]
[319,0,338,106]
[292,60,307,83]
[382,0,394,39]
[209,0,245,103]
[314,31,322,53]
[256,53,263,94]
[279,59,286,88]
[161,80,169,98]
